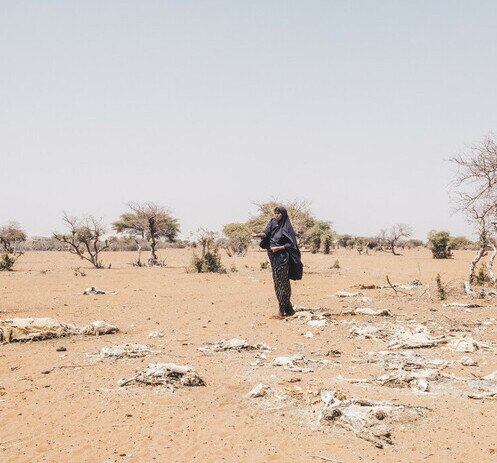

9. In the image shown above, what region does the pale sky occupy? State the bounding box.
[2,1,497,240]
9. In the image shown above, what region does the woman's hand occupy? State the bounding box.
[270,246,285,253]
[251,232,265,238]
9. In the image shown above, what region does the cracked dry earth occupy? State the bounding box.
[1,249,496,462]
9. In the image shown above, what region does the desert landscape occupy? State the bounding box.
[1,248,496,463]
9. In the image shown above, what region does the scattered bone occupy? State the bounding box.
[250,352,267,367]
[349,323,445,349]
[82,287,117,295]
[307,319,327,328]
[79,321,119,336]
[344,308,392,317]
[304,331,314,338]
[335,291,362,298]
[87,343,157,359]
[363,351,449,371]
[148,330,164,338]
[198,338,271,352]
[0,317,118,343]
[349,324,386,340]
[321,398,428,448]
[447,337,492,353]
[460,356,477,366]
[248,383,269,398]
[388,329,445,350]
[443,302,482,309]
[272,354,329,373]
[118,363,205,390]
[467,370,497,399]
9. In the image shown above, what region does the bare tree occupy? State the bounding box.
[0,222,26,270]
[378,224,413,256]
[112,202,180,266]
[54,214,110,269]
[451,135,497,294]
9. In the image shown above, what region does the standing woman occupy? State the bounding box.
[253,206,303,319]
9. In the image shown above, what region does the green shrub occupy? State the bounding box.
[0,254,15,271]
[435,273,447,300]
[428,231,453,259]
[222,223,252,256]
[449,236,474,250]
[304,221,334,253]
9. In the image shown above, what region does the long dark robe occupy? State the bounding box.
[259,207,303,281]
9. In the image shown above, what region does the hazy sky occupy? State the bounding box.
[2,1,497,240]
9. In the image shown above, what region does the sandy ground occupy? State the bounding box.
[1,248,496,463]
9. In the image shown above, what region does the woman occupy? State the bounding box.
[253,206,303,319]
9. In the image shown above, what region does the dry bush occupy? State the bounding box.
[54,214,111,269]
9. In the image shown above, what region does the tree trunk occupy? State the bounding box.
[148,238,158,266]
[465,244,487,294]
[487,242,497,284]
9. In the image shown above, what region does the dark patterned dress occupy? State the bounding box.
[268,236,294,316]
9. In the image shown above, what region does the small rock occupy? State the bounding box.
[56,346,67,352]
[41,370,51,375]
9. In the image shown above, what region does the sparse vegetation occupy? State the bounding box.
[113,202,180,266]
[190,229,226,274]
[304,220,334,254]
[428,231,453,259]
[0,222,26,271]
[451,135,497,294]
[222,223,252,256]
[435,273,447,300]
[332,259,340,269]
[378,224,413,256]
[54,214,111,269]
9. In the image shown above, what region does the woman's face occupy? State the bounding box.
[274,210,283,222]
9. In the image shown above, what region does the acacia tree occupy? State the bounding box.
[0,222,26,271]
[53,214,110,268]
[112,202,179,266]
[451,136,497,294]
[378,224,413,256]
[222,223,252,256]
[304,220,334,254]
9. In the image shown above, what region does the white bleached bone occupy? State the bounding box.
[198,338,271,352]
[82,287,117,295]
[0,317,118,343]
[118,363,205,390]
[321,398,428,448]
[87,343,157,359]
[248,383,269,398]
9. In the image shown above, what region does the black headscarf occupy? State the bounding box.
[260,206,303,280]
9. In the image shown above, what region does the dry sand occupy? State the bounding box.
[1,249,496,462]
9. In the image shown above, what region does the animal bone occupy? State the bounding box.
[118,363,205,390]
[82,287,117,295]
[198,338,271,352]
[0,317,118,343]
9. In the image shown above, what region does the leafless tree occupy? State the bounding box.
[112,202,179,266]
[54,214,110,269]
[378,224,413,256]
[451,135,497,295]
[0,222,26,270]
